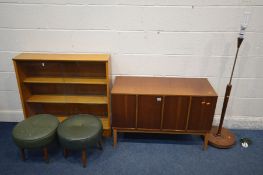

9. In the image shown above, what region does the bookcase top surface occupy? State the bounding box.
[111,76,217,97]
[13,53,110,61]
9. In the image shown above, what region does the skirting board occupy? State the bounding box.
[0,111,23,122]
[212,115,263,130]
[0,111,262,129]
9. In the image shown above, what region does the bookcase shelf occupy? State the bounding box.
[23,77,107,85]
[27,95,108,104]
[13,53,111,136]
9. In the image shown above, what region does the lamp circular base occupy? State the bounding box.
[208,126,236,149]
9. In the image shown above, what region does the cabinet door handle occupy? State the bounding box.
[206,102,211,106]
[201,101,206,105]
[156,97,162,102]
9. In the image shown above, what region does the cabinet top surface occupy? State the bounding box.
[111,76,217,96]
[13,53,110,61]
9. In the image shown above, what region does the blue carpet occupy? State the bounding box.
[0,122,262,175]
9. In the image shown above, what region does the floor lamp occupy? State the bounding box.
[208,15,249,148]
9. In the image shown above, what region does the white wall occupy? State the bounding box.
[0,0,262,129]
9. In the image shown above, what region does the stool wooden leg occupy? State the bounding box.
[20,148,25,161]
[63,148,69,158]
[97,139,103,150]
[82,147,87,168]
[43,147,49,163]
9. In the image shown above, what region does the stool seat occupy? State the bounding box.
[12,114,59,149]
[58,114,102,150]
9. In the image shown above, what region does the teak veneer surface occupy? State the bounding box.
[13,53,110,61]
[111,76,217,96]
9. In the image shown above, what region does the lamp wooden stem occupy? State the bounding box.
[208,37,244,148]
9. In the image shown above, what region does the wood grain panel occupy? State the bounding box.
[202,97,217,130]
[62,62,106,78]
[28,84,106,95]
[187,97,217,131]
[18,61,106,78]
[29,103,107,117]
[137,95,162,129]
[112,95,136,128]
[162,96,190,130]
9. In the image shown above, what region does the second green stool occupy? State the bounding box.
[57,114,103,167]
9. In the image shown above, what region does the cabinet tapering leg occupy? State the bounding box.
[203,133,208,150]
[113,129,117,147]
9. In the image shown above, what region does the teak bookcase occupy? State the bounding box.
[13,53,111,136]
[111,76,218,149]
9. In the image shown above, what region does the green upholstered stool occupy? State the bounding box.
[57,114,103,167]
[12,114,59,162]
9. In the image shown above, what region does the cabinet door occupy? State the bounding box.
[112,94,136,128]
[187,97,217,131]
[137,95,163,129]
[162,96,190,130]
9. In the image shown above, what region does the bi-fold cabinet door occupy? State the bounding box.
[112,95,164,129]
[137,96,193,130]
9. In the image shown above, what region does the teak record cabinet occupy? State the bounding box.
[111,76,218,149]
[13,53,111,136]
